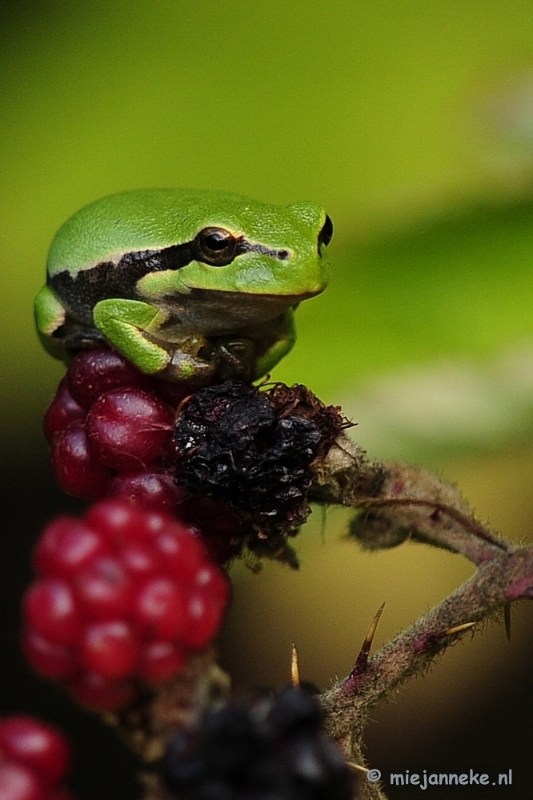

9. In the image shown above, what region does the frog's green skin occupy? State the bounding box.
[35,189,332,385]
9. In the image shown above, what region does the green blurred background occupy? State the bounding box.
[2,1,533,797]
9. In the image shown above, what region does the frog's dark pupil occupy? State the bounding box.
[205,232,230,251]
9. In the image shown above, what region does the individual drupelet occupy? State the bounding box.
[0,715,75,800]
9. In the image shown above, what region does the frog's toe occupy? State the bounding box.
[159,349,216,386]
[213,338,256,382]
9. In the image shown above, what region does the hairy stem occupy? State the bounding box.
[309,433,532,799]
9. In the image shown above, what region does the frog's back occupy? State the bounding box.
[47,188,260,275]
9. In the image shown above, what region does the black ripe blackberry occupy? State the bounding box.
[172,381,347,565]
[161,686,355,800]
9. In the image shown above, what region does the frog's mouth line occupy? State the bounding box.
[169,287,323,317]
[157,286,322,333]
[191,288,322,303]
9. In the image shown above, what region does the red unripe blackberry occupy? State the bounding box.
[66,348,152,410]
[86,388,174,470]
[193,563,229,601]
[45,348,184,507]
[119,540,159,580]
[84,499,148,545]
[184,592,224,650]
[0,716,74,800]
[50,424,112,500]
[43,379,85,443]
[151,523,206,583]
[23,500,230,711]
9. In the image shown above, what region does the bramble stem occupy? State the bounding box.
[309,433,532,799]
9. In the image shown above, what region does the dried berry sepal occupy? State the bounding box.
[266,381,352,458]
[111,653,230,763]
[171,381,350,568]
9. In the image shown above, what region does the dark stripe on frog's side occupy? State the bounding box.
[49,238,290,326]
[49,244,192,325]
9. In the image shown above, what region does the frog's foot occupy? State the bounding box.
[94,298,216,384]
[158,338,255,385]
[157,344,217,386]
[211,337,256,382]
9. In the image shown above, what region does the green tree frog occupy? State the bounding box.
[35,189,333,385]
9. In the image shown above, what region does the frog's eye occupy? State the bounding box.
[195,227,239,266]
[318,215,333,250]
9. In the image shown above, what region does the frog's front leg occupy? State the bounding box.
[34,285,68,360]
[250,308,297,380]
[93,298,215,384]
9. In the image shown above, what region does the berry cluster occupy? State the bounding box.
[43,347,345,568]
[22,499,229,711]
[161,686,355,800]
[0,715,74,800]
[44,348,187,510]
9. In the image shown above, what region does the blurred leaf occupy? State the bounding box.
[276,200,533,460]
[279,199,533,397]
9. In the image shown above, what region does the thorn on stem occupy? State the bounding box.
[348,760,369,774]
[413,621,476,654]
[291,643,300,687]
[351,603,385,677]
[443,621,476,637]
